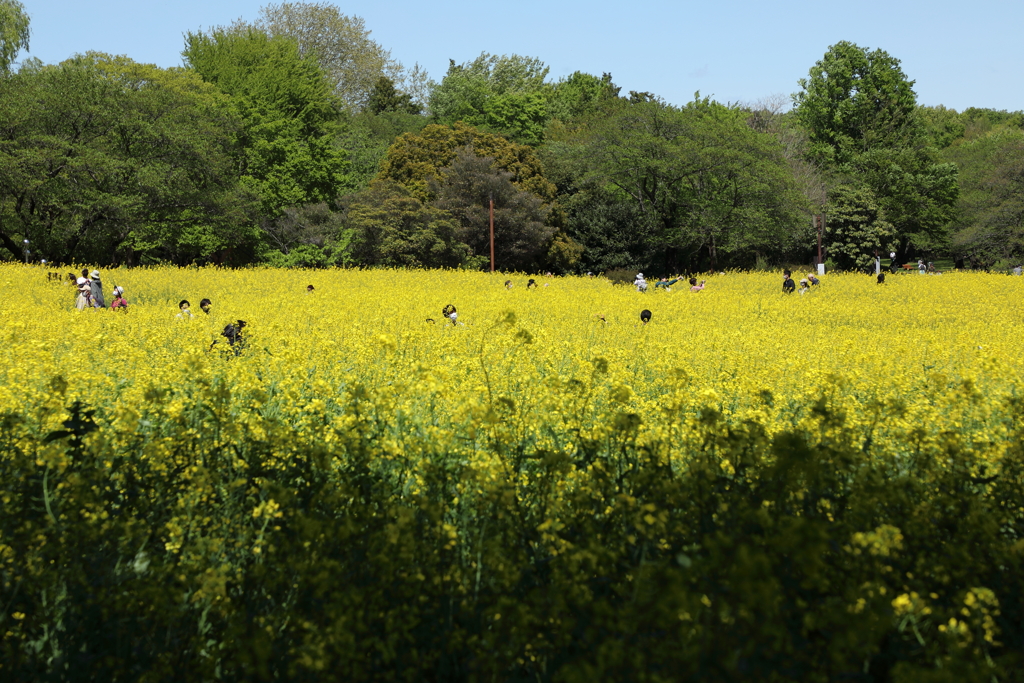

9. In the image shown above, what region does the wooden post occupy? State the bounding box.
[489,197,495,272]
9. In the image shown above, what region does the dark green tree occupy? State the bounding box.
[346,179,473,268]
[429,148,552,271]
[0,55,258,264]
[583,96,805,271]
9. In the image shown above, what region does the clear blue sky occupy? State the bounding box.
[16,0,1024,112]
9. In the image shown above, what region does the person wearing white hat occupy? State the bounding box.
[634,272,647,293]
[89,270,106,308]
[75,277,91,310]
[110,286,128,311]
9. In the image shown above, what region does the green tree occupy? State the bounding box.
[584,96,805,271]
[429,53,551,145]
[0,55,258,264]
[182,27,352,217]
[794,42,958,255]
[261,201,353,267]
[0,0,29,75]
[346,179,473,268]
[429,147,553,271]
[823,184,897,271]
[378,121,556,203]
[944,129,1024,268]
[366,75,420,115]
[237,2,407,112]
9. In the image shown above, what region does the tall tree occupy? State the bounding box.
[182,27,352,217]
[0,0,29,75]
[793,42,958,255]
[237,2,406,112]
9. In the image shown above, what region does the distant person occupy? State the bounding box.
[634,272,648,293]
[199,298,212,314]
[1013,265,1022,276]
[654,276,682,290]
[89,270,105,308]
[527,279,537,289]
[177,300,194,320]
[110,286,128,311]
[689,277,706,292]
[918,259,927,274]
[782,269,795,294]
[75,277,91,310]
[877,272,886,285]
[806,272,820,286]
[306,284,315,294]
[640,309,652,324]
[212,320,247,356]
[798,278,810,295]
[504,280,513,289]
[442,304,460,325]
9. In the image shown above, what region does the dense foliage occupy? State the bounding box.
[2,265,1024,681]
[2,4,1024,273]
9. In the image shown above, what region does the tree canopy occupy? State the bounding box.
[0,0,29,74]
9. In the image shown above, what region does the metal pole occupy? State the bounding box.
[489,197,495,273]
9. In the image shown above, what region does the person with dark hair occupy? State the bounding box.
[689,277,706,292]
[199,298,212,314]
[504,280,513,289]
[211,320,247,356]
[782,270,796,294]
[176,300,194,320]
[110,286,129,311]
[527,279,537,289]
[306,284,315,294]
[640,309,652,324]
[877,272,886,285]
[442,304,460,325]
[654,276,682,290]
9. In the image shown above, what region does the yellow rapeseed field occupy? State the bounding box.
[4,264,1021,474]
[3,263,1024,679]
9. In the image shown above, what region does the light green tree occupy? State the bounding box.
[0,0,29,75]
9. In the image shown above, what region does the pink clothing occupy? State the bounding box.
[690,284,705,292]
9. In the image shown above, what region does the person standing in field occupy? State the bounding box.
[110,286,128,311]
[782,270,796,294]
[75,277,92,310]
[634,272,648,293]
[806,272,820,286]
[798,278,811,294]
[654,276,682,290]
[89,270,105,308]
[689,277,706,292]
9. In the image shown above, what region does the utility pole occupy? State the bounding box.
[489,196,495,273]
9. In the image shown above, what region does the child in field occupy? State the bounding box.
[110,286,128,311]
[199,298,212,315]
[177,300,194,320]
[689,278,706,292]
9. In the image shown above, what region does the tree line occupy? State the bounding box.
[1,0,1021,273]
